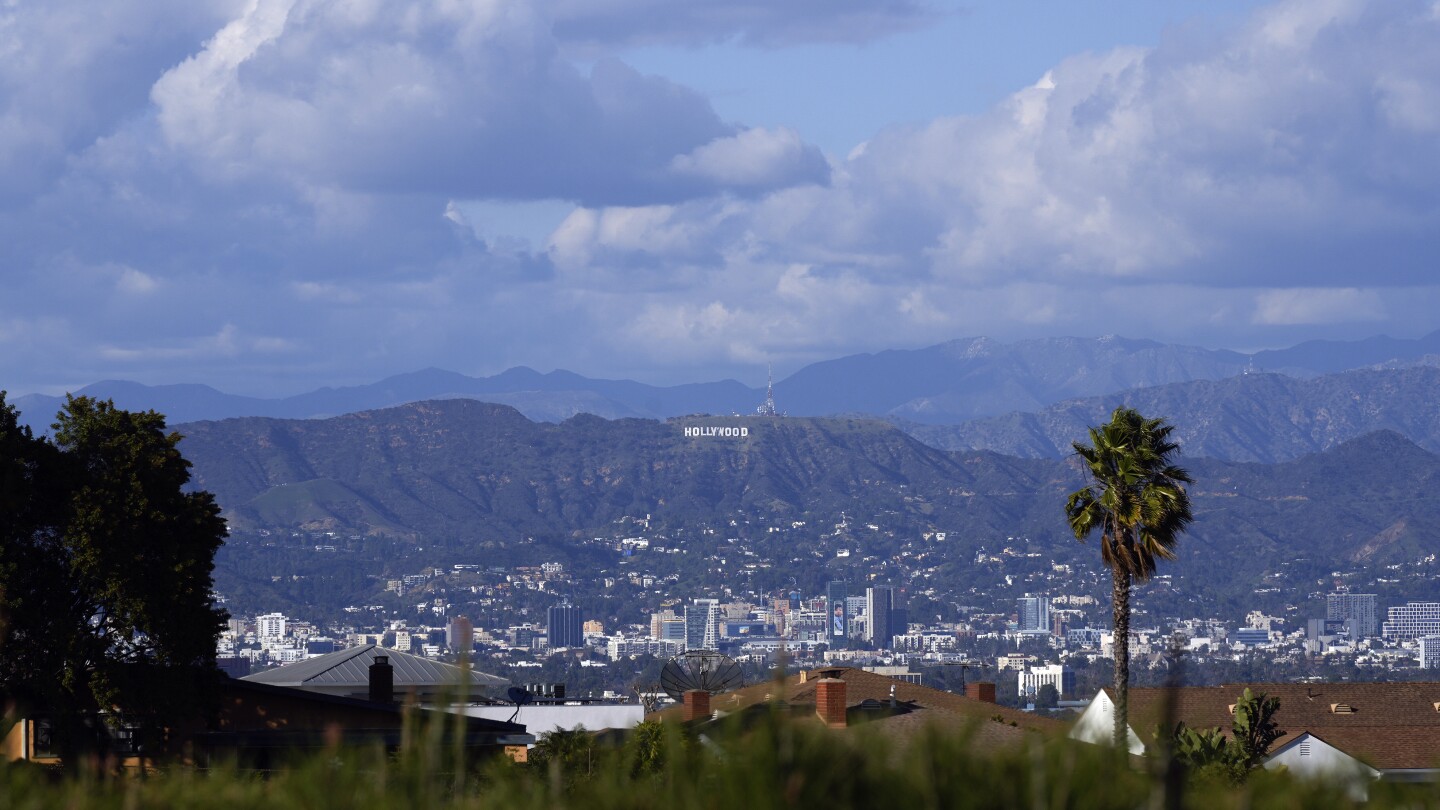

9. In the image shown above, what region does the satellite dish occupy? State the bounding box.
[660,651,743,701]
[506,686,533,723]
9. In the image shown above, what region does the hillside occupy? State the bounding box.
[177,403,1440,600]
[905,367,1440,463]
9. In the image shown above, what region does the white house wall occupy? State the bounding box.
[1069,690,1146,755]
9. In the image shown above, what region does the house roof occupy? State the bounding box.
[241,645,508,692]
[1112,682,1440,771]
[652,666,1065,744]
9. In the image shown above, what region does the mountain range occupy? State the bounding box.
[16,330,1440,435]
[178,400,1440,577]
[904,366,1440,463]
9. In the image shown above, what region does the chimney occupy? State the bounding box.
[966,682,996,703]
[369,655,394,704]
[683,689,711,722]
[816,677,847,728]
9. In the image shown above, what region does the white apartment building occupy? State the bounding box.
[257,612,287,641]
[1382,602,1440,641]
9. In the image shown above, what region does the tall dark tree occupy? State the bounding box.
[1065,407,1192,747]
[0,393,228,761]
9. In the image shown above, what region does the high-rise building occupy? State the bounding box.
[1384,602,1440,641]
[685,599,721,650]
[866,587,894,648]
[1326,593,1378,639]
[826,581,849,648]
[257,612,287,641]
[447,615,473,654]
[547,603,584,648]
[650,609,679,639]
[658,618,687,643]
[1018,595,1051,634]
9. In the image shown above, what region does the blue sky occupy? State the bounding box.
[3,0,1438,396]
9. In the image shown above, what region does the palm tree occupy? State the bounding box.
[1066,407,1193,747]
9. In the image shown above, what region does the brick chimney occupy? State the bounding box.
[966,681,996,703]
[369,654,394,704]
[816,677,847,728]
[683,689,711,722]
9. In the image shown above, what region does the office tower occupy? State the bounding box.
[1018,595,1051,634]
[547,603,584,648]
[1383,602,1440,641]
[866,587,894,648]
[1326,593,1377,639]
[685,599,721,650]
[826,581,849,648]
[447,615,473,653]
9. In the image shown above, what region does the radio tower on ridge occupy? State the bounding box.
[756,363,778,416]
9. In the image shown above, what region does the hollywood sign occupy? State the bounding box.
[682,425,750,438]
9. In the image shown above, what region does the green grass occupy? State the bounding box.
[4,712,1437,810]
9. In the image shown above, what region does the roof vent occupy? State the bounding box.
[1329,703,1356,714]
[1299,741,1312,757]
[1433,702,1440,712]
[1227,704,1236,715]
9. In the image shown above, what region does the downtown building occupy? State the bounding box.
[1325,592,1378,639]
[1017,595,1052,635]
[1382,601,1440,641]
[547,603,584,649]
[865,587,907,649]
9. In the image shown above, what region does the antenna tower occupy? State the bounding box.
[756,363,778,416]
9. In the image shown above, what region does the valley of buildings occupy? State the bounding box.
[219,512,1440,702]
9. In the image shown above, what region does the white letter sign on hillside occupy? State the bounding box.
[682,425,750,438]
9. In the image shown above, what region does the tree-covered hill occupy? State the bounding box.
[176,401,1440,577]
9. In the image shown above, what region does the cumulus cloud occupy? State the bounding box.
[148,0,827,205]
[547,0,1440,368]
[5,0,1440,396]
[544,0,938,51]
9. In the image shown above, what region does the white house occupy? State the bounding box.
[1070,682,1440,790]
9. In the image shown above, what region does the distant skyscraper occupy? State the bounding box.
[685,599,721,650]
[547,603,584,648]
[447,615,473,654]
[1018,595,1051,634]
[827,581,849,648]
[1326,593,1377,639]
[866,587,895,648]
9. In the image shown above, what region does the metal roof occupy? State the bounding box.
[241,645,508,690]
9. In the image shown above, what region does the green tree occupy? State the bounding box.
[0,394,228,762]
[1065,407,1193,747]
[1168,689,1282,784]
[1035,683,1060,710]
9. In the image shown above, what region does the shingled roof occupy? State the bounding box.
[242,645,507,698]
[1116,682,1440,771]
[652,666,1065,744]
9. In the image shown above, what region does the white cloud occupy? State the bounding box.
[148,0,826,205]
[671,128,829,192]
[1253,288,1386,325]
[544,0,938,51]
